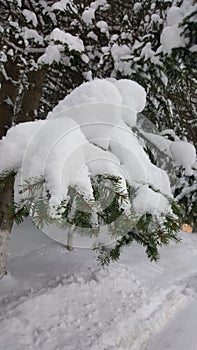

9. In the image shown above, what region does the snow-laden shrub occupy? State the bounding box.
[0,79,190,263]
[137,125,197,232]
[1,0,196,232]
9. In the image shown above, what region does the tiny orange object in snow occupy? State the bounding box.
[181,224,193,233]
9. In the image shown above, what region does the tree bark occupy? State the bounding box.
[0,60,19,278]
[0,60,19,139]
[16,68,46,123]
[0,175,15,279]
[0,65,46,279]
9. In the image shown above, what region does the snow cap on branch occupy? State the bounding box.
[0,79,176,221]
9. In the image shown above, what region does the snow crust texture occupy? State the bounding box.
[1,221,197,350]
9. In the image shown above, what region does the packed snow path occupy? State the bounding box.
[0,220,197,350]
[145,297,197,350]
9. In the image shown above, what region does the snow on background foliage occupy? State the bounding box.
[160,2,196,54]
[7,0,195,69]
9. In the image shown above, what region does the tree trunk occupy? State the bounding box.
[16,68,46,123]
[0,60,19,138]
[0,175,15,279]
[0,65,46,279]
[0,60,19,278]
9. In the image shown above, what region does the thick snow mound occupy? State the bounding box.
[47,79,123,149]
[166,6,182,26]
[161,25,185,54]
[47,79,122,113]
[114,79,146,113]
[50,28,84,53]
[133,185,171,216]
[170,141,196,175]
[0,120,44,173]
[0,78,174,221]
[82,8,95,24]
[47,78,146,129]
[110,120,172,198]
[160,0,196,54]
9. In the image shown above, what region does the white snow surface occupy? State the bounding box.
[1,220,197,350]
[82,8,95,24]
[141,42,155,61]
[166,6,182,26]
[50,28,84,53]
[145,299,197,350]
[22,9,38,27]
[90,0,107,10]
[96,21,109,36]
[160,0,197,54]
[38,44,61,65]
[170,141,196,175]
[51,0,76,13]
[111,43,132,62]
[109,120,172,197]
[47,79,146,147]
[38,28,84,65]
[161,25,185,54]
[0,78,188,220]
[114,79,146,114]
[141,131,196,176]
[133,185,171,216]
[47,79,123,149]
[22,27,43,45]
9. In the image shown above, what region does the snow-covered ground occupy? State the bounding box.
[145,298,197,350]
[0,219,197,350]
